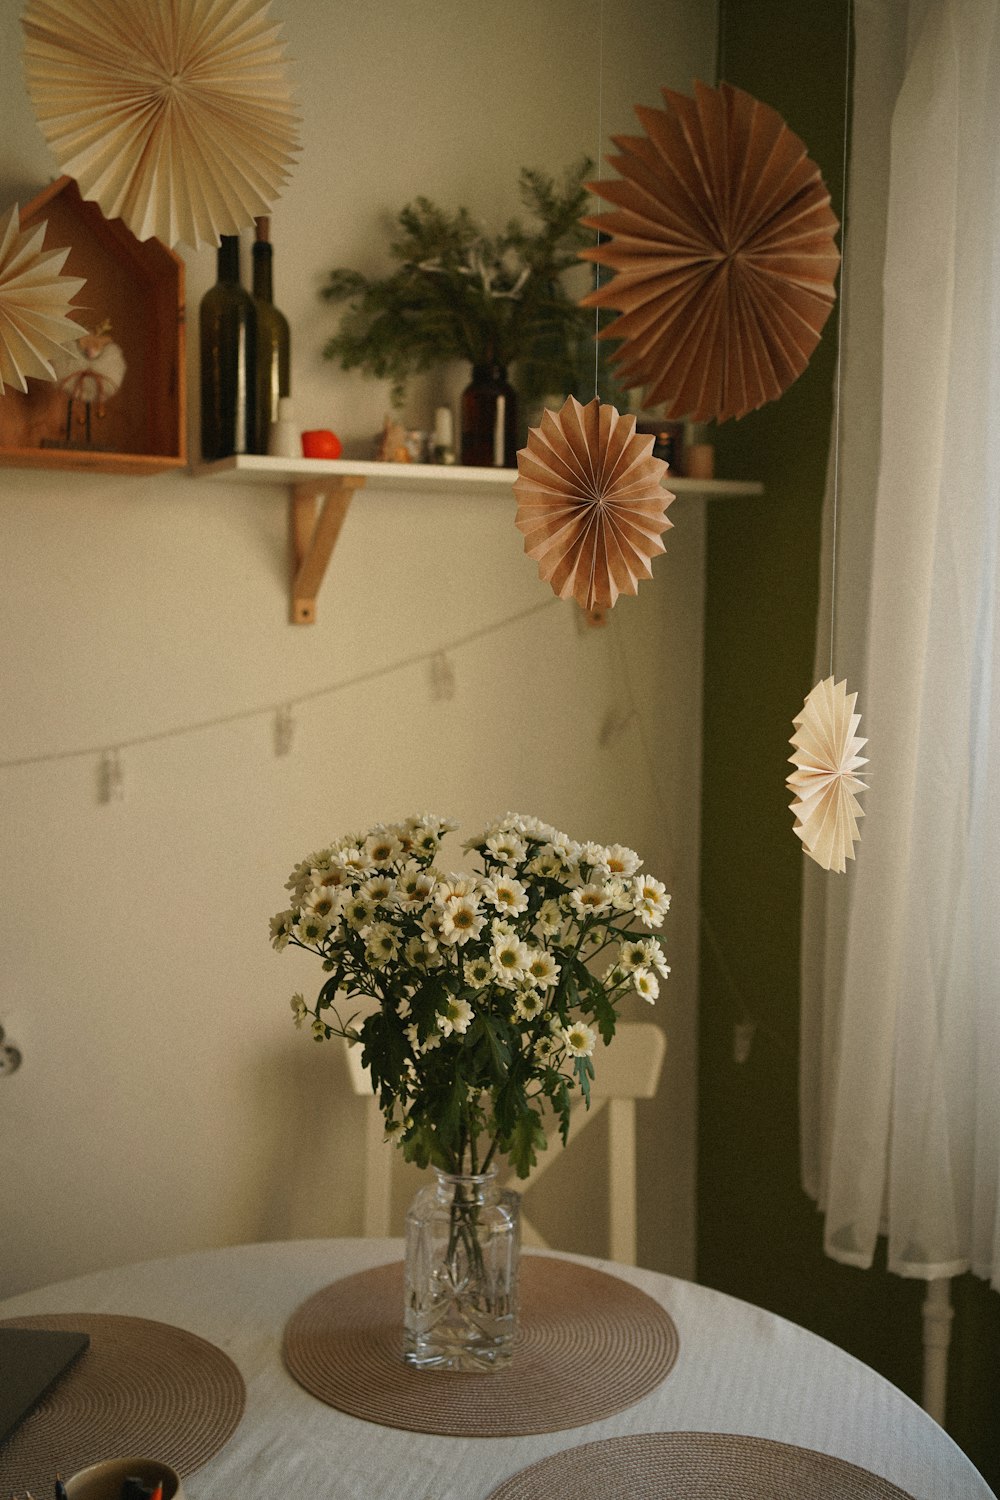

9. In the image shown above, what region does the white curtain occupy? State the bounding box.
[801,0,1000,1288]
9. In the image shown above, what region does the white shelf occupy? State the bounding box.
[193,453,764,500]
[191,453,763,625]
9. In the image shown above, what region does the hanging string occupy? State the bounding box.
[593,0,605,401]
[718,0,727,84]
[828,0,854,677]
[604,607,792,1064]
[0,596,560,773]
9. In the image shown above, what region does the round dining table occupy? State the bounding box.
[0,1238,993,1499]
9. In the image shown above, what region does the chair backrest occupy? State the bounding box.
[343,1019,667,1263]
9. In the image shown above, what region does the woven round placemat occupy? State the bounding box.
[282,1256,679,1436]
[483,1431,917,1499]
[0,1313,245,1493]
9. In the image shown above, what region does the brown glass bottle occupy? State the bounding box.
[460,363,518,466]
[251,217,291,454]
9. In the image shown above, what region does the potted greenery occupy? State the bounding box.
[320,159,620,465]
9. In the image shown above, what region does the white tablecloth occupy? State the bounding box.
[0,1239,993,1500]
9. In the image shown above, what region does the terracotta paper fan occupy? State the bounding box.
[787,676,868,873]
[579,80,841,422]
[21,0,301,249]
[513,395,674,612]
[0,202,87,394]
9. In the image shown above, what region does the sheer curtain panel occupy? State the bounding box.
[800,0,1000,1291]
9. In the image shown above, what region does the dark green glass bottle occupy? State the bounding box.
[251,217,291,454]
[200,235,257,460]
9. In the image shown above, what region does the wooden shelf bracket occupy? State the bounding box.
[289,475,365,624]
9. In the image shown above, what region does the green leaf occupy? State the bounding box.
[508,1109,547,1178]
[574,1054,594,1108]
[469,1013,512,1084]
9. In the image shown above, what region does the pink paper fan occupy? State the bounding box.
[513,395,674,612]
[580,81,841,422]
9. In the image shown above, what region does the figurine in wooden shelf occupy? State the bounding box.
[374,412,411,463]
[52,319,126,446]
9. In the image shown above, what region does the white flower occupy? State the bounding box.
[311,860,352,892]
[306,884,340,920]
[632,875,671,927]
[485,830,527,866]
[534,1033,560,1063]
[405,936,439,969]
[440,896,486,945]
[580,841,607,868]
[409,822,449,857]
[562,1020,597,1057]
[343,892,375,931]
[602,844,642,878]
[606,877,633,911]
[295,911,331,945]
[360,874,397,907]
[485,875,529,916]
[290,993,307,1027]
[311,1016,327,1041]
[570,883,612,918]
[621,937,670,978]
[340,844,375,877]
[632,967,659,1003]
[491,935,530,982]
[365,829,404,866]
[366,922,400,966]
[514,989,546,1021]
[420,907,447,950]
[519,814,559,841]
[397,865,436,907]
[526,847,565,879]
[406,1022,440,1054]
[285,857,316,900]
[464,955,494,988]
[270,910,295,950]
[525,949,560,987]
[618,939,648,972]
[536,898,564,937]
[438,997,475,1036]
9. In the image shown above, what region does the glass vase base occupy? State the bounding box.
[403,1317,515,1372]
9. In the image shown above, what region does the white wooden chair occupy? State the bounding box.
[343,1019,667,1265]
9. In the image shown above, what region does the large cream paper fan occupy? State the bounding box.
[21,0,300,249]
[514,395,674,612]
[787,677,868,874]
[0,203,87,395]
[580,81,841,422]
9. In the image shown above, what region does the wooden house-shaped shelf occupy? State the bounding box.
[0,177,185,476]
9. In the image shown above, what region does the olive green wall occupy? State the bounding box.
[697,1,1000,1489]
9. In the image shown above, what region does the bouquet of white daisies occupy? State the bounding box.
[271,812,670,1177]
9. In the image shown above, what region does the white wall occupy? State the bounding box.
[0,0,716,1297]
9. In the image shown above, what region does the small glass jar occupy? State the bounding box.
[403,1166,520,1371]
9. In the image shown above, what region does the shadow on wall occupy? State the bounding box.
[250,1035,366,1242]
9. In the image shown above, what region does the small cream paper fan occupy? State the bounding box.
[787,676,868,873]
[21,0,301,249]
[0,202,87,394]
[513,395,674,612]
